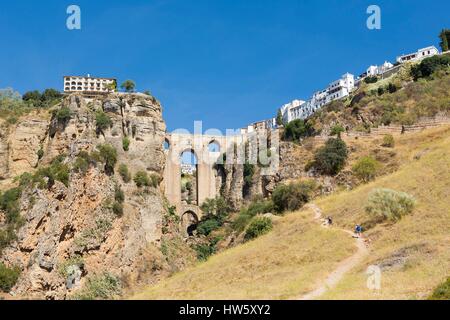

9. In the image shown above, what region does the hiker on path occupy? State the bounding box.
[354,224,362,238]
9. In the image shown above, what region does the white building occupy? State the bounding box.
[396,46,439,64]
[280,99,306,124]
[63,75,117,94]
[279,73,355,123]
[181,164,196,175]
[366,61,394,77]
[241,118,277,134]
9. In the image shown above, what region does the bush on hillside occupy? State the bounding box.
[231,199,274,233]
[122,136,130,151]
[56,106,72,124]
[330,124,345,138]
[197,219,221,236]
[244,217,273,241]
[313,138,348,175]
[118,164,131,183]
[365,188,416,223]
[96,144,117,174]
[364,76,378,84]
[411,55,450,80]
[197,197,231,236]
[133,171,151,188]
[352,156,381,182]
[0,262,21,293]
[272,181,316,213]
[95,110,112,132]
[72,273,121,300]
[429,277,450,300]
[283,119,315,141]
[381,134,395,148]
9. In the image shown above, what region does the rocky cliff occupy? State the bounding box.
[0,93,193,299]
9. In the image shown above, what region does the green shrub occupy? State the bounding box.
[122,136,130,151]
[114,186,125,203]
[0,226,17,255]
[118,164,131,183]
[0,188,23,224]
[96,144,117,174]
[0,262,21,293]
[133,171,150,188]
[149,173,161,188]
[95,110,112,132]
[37,148,44,160]
[387,83,398,93]
[381,134,395,148]
[200,197,230,223]
[112,202,123,217]
[232,199,274,233]
[330,124,345,138]
[283,119,315,141]
[72,273,121,300]
[243,162,255,193]
[364,76,378,84]
[194,240,218,261]
[244,217,273,241]
[35,160,70,188]
[73,155,89,174]
[197,218,221,236]
[365,188,416,222]
[352,156,381,182]
[313,138,348,175]
[56,106,71,123]
[411,55,450,80]
[272,181,316,213]
[429,277,450,300]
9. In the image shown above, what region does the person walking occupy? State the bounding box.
[354,224,362,238]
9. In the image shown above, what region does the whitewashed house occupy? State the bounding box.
[396,46,439,64]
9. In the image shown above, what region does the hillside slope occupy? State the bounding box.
[134,125,450,300]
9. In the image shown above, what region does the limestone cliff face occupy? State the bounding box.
[0,93,180,299]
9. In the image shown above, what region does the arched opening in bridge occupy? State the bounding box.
[163,138,170,151]
[208,140,221,153]
[182,211,198,237]
[180,150,198,206]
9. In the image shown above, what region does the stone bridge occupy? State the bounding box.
[163,132,229,234]
[163,129,279,235]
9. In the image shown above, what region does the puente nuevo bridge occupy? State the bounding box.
[163,130,278,234]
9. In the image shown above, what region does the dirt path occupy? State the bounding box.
[298,203,369,300]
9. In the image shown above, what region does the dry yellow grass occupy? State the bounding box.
[133,209,355,300]
[134,125,450,300]
[316,126,450,299]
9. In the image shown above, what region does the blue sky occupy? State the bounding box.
[0,0,449,132]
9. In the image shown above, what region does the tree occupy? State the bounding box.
[272,181,316,213]
[41,89,62,101]
[313,138,348,175]
[352,156,380,182]
[283,119,315,141]
[95,110,112,132]
[439,29,450,52]
[96,144,117,174]
[22,90,41,102]
[276,109,284,126]
[105,80,117,92]
[120,80,136,93]
[330,124,345,138]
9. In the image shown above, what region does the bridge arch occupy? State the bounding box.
[163,133,229,218]
[181,209,199,237]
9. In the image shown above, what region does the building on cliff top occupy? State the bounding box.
[63,74,117,95]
